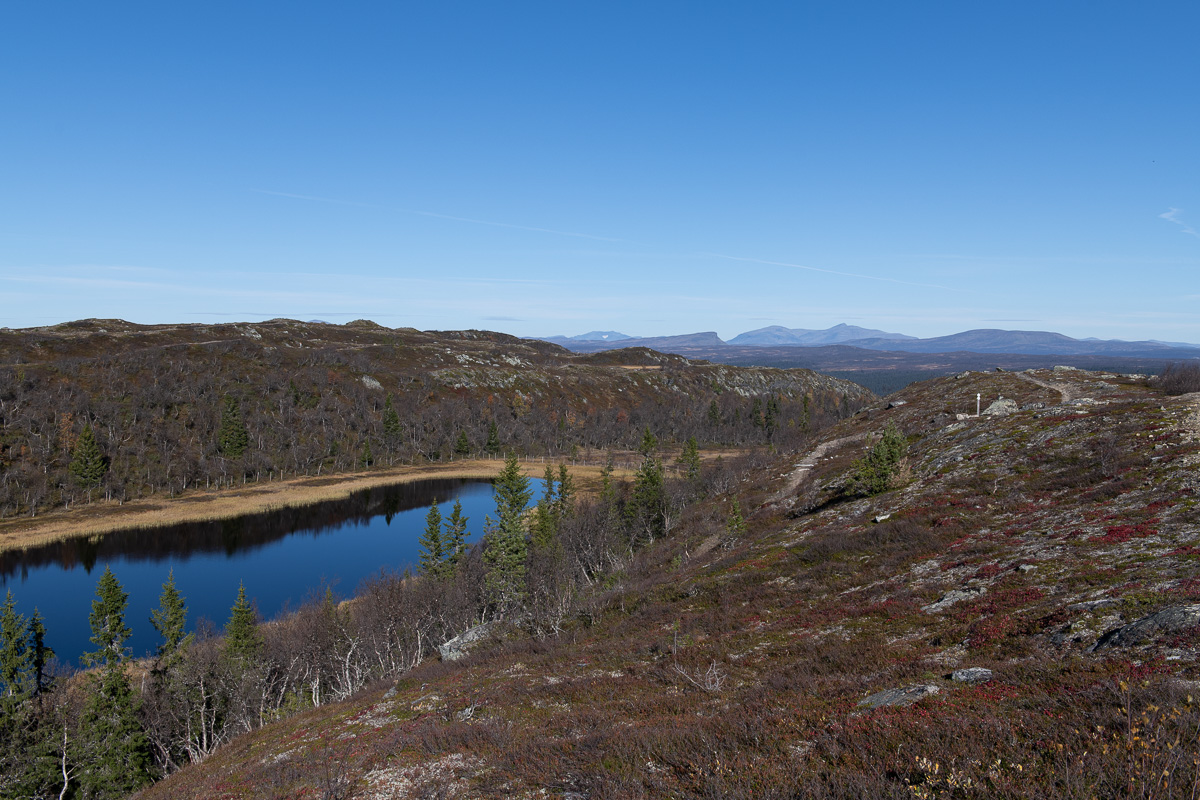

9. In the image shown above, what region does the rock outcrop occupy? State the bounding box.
[1090,605,1200,651]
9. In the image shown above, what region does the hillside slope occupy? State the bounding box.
[0,319,871,524]
[139,368,1200,799]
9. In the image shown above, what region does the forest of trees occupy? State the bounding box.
[0,442,771,798]
[0,323,872,796]
[0,327,867,518]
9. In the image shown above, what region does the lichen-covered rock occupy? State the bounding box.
[1090,605,1200,651]
[439,622,495,661]
[923,587,986,613]
[982,398,1018,416]
[950,668,993,683]
[858,684,940,709]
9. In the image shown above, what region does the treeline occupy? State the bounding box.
[0,445,764,798]
[0,329,867,517]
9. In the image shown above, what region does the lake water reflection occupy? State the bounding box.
[0,478,532,668]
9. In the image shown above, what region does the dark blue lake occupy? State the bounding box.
[0,478,537,669]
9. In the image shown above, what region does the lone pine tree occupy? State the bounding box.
[217,395,250,459]
[851,422,908,496]
[382,394,402,442]
[419,500,445,578]
[676,435,702,481]
[627,451,666,547]
[70,423,108,487]
[0,591,33,702]
[484,453,532,613]
[79,567,152,798]
[223,583,261,662]
[443,499,468,572]
[150,570,191,669]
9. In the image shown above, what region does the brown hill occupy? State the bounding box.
[0,319,870,528]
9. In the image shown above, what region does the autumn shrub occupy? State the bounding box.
[1157,362,1200,396]
[798,518,947,573]
[849,422,908,496]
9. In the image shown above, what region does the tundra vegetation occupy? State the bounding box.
[7,324,1200,798]
[114,364,1200,800]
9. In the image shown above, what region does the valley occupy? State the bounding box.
[3,321,1200,798]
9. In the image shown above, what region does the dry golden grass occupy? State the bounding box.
[0,458,630,554]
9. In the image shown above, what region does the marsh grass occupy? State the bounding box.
[0,459,633,554]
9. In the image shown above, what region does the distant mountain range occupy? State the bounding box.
[539,330,634,345]
[728,324,915,346]
[533,325,1200,359]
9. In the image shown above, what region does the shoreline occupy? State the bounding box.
[0,457,629,554]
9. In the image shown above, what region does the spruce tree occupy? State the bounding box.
[627,452,666,547]
[223,583,261,662]
[555,464,575,518]
[599,451,616,504]
[532,465,558,550]
[485,420,500,454]
[850,423,908,496]
[764,396,780,439]
[217,395,250,459]
[676,436,702,481]
[483,453,532,613]
[28,608,51,696]
[70,423,108,487]
[361,438,374,468]
[443,499,468,571]
[85,566,131,668]
[726,498,747,538]
[707,399,722,426]
[419,500,445,577]
[79,567,152,798]
[454,430,471,457]
[382,394,402,440]
[0,591,31,701]
[638,426,658,457]
[150,570,191,668]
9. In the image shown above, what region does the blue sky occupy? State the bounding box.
[2,2,1198,342]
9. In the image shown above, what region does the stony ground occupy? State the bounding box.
[139,368,1200,800]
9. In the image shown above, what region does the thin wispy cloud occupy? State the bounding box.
[1160,208,1199,238]
[1,275,167,290]
[253,190,977,294]
[700,254,965,292]
[252,189,628,243]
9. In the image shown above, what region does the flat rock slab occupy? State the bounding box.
[1090,604,1200,651]
[951,668,994,683]
[1069,599,1117,612]
[924,587,986,613]
[858,684,940,709]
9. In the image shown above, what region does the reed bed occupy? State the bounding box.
[0,458,627,554]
